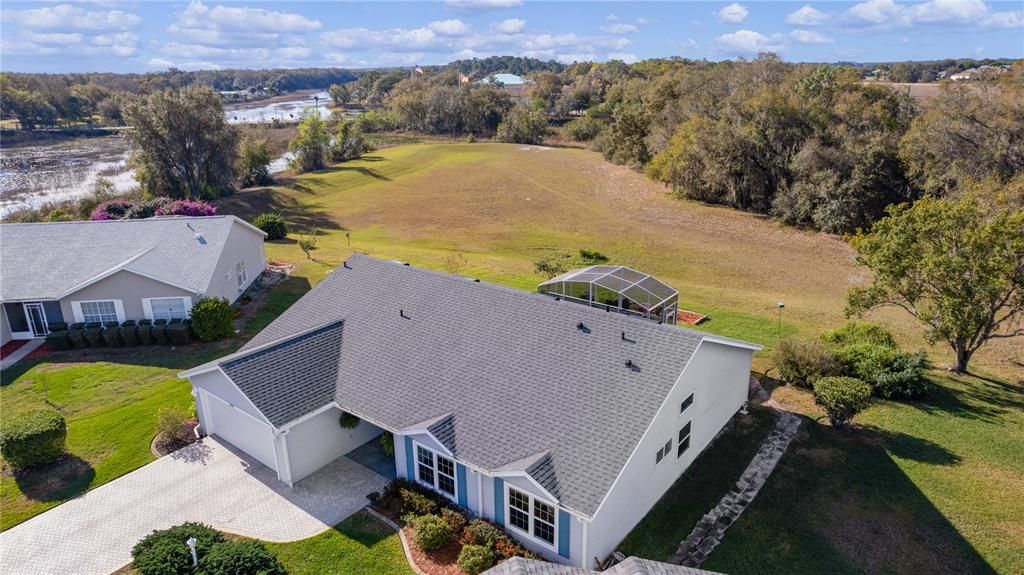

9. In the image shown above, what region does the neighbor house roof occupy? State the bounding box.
[483,557,722,575]
[0,216,264,302]
[183,254,759,517]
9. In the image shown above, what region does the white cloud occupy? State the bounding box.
[718,3,749,24]
[715,29,785,55]
[1,3,140,31]
[606,13,619,21]
[444,0,522,12]
[790,29,834,44]
[607,52,638,63]
[147,57,175,68]
[636,17,651,24]
[556,52,597,64]
[22,31,83,45]
[322,27,444,52]
[428,19,471,35]
[843,0,1016,29]
[174,1,320,33]
[493,18,526,33]
[785,5,828,26]
[601,23,638,34]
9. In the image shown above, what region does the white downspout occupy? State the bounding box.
[581,518,589,569]
[477,472,484,517]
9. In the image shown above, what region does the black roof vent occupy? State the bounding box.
[343,260,351,269]
[474,279,480,282]
[577,322,590,334]
[400,309,411,319]
[622,331,636,344]
[625,359,640,372]
[403,262,411,266]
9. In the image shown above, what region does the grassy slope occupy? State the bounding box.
[0,277,310,530]
[214,143,1022,573]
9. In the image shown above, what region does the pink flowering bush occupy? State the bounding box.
[154,199,217,217]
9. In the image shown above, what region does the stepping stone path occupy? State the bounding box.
[668,377,801,568]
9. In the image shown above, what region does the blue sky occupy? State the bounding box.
[1,1,1022,73]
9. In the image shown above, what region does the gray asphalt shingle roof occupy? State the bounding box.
[482,557,723,575]
[205,254,719,517]
[0,216,258,301]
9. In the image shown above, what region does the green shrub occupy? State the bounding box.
[873,350,931,399]
[190,297,235,341]
[45,330,72,351]
[200,540,285,575]
[138,320,154,345]
[69,322,85,330]
[821,321,897,348]
[441,507,467,534]
[380,431,395,456]
[401,487,440,516]
[410,514,453,551]
[463,519,503,549]
[84,325,104,346]
[48,322,68,332]
[252,213,288,241]
[813,376,873,427]
[131,522,225,575]
[564,116,604,141]
[457,544,496,574]
[773,338,842,388]
[101,322,121,346]
[68,326,87,348]
[339,412,360,429]
[120,320,139,346]
[151,320,169,344]
[166,322,191,346]
[0,409,67,471]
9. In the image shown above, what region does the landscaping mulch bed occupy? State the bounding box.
[401,527,464,575]
[151,418,200,457]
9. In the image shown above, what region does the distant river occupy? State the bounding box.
[0,91,330,217]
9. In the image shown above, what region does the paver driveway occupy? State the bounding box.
[0,437,388,575]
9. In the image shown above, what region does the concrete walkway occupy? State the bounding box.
[0,437,388,575]
[0,339,44,371]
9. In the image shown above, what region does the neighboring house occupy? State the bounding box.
[476,73,535,96]
[179,255,760,569]
[0,216,266,344]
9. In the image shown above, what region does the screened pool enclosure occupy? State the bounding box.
[537,266,679,325]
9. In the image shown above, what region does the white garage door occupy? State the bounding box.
[202,392,278,471]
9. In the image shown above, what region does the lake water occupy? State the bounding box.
[0,92,329,217]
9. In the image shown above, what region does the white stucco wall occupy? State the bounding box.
[584,340,753,565]
[284,407,383,483]
[203,219,267,303]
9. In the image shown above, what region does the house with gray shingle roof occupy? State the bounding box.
[179,254,759,569]
[0,216,266,344]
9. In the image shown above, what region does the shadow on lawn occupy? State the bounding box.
[216,188,342,232]
[12,454,95,503]
[909,372,1024,424]
[702,415,994,575]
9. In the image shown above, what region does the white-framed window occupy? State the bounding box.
[414,442,458,500]
[655,437,673,464]
[506,485,557,548]
[680,392,694,413]
[677,421,692,458]
[73,300,121,323]
[236,261,248,289]
[144,297,191,321]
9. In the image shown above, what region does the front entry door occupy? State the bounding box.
[23,303,49,338]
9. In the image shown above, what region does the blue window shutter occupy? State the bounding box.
[457,463,468,507]
[493,477,505,525]
[404,436,415,481]
[558,509,571,559]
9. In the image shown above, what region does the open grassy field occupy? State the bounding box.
[220,142,1019,378]
[214,142,1023,573]
[0,277,310,530]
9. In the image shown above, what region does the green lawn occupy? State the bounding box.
[0,276,310,531]
[267,511,413,575]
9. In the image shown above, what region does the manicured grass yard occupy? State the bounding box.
[0,277,310,531]
[267,511,413,575]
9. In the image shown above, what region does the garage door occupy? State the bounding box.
[202,391,278,471]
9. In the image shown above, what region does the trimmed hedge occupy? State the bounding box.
[0,409,67,471]
[252,213,288,241]
[132,522,225,575]
[201,540,285,575]
[101,322,121,346]
[410,514,453,551]
[151,319,169,345]
[48,322,68,332]
[813,376,873,427]
[84,325,104,346]
[166,321,191,345]
[68,325,87,348]
[138,320,154,345]
[120,320,139,346]
[190,297,235,341]
[45,330,72,351]
[458,544,496,575]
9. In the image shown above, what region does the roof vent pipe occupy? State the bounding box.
[400,309,410,319]
[343,261,351,269]
[622,331,636,343]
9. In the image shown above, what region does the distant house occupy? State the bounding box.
[179,255,759,568]
[476,73,535,96]
[1,216,266,344]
